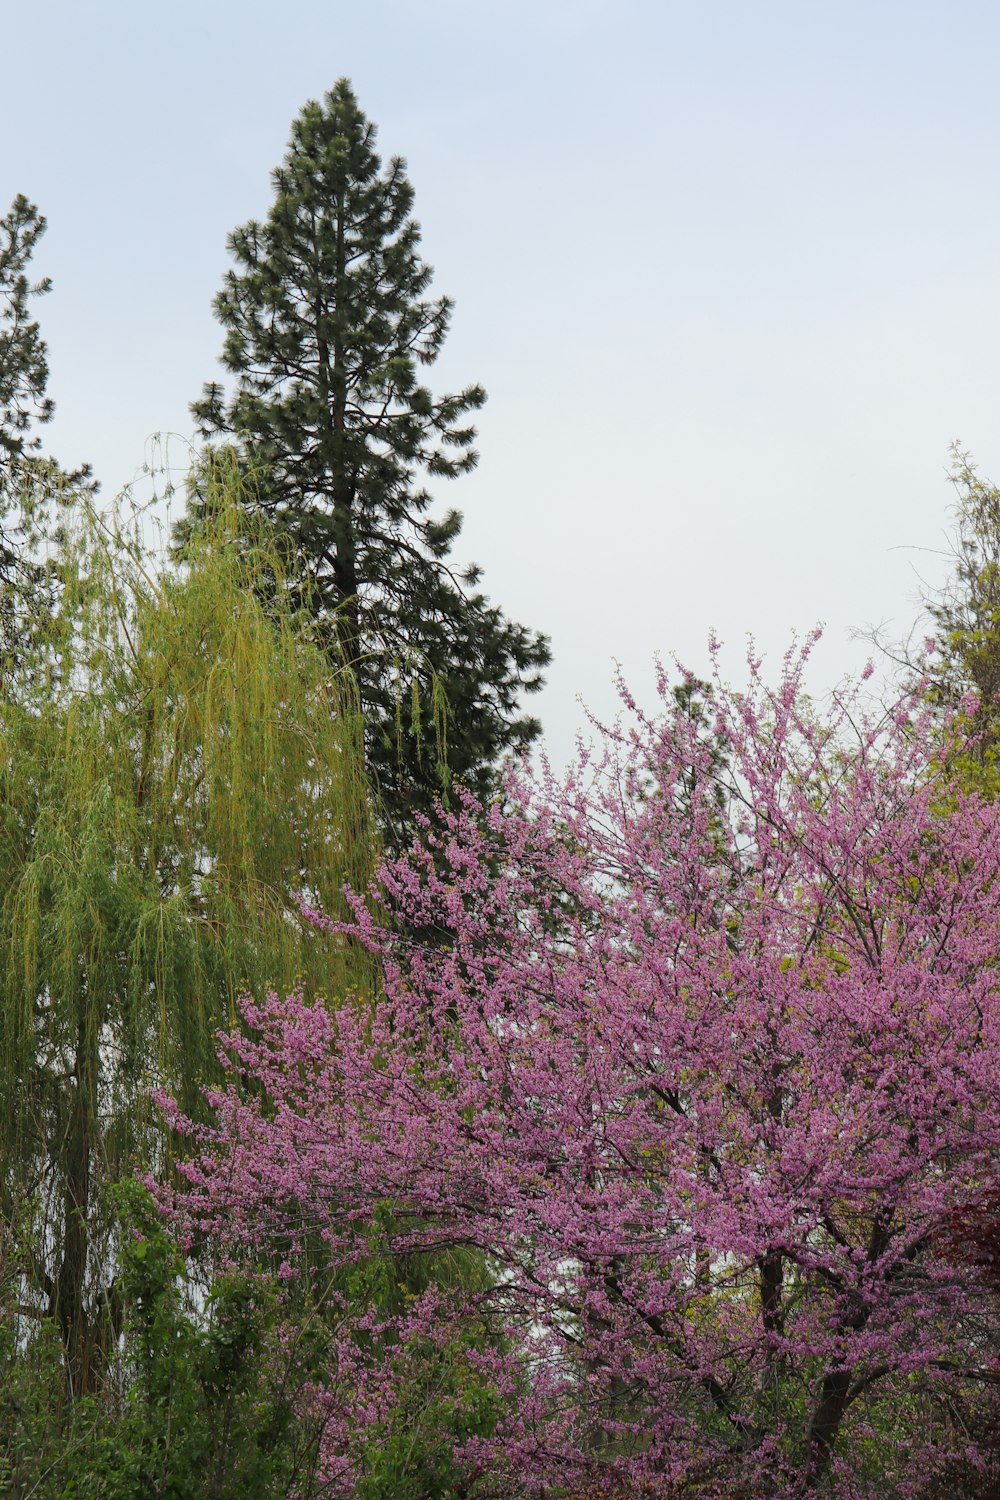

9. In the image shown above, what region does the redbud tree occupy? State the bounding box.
[159,635,1000,1497]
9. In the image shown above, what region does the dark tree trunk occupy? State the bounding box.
[53,1010,96,1396]
[806,1367,853,1484]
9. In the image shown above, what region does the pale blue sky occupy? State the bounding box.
[5,0,1000,761]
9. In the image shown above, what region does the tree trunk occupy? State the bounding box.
[327,193,360,675]
[53,1008,96,1396]
[806,1367,853,1485]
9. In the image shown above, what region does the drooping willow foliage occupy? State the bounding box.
[0,460,376,1394]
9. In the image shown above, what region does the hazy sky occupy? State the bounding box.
[5,0,1000,764]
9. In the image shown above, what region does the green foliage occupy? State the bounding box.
[0,1182,326,1499]
[1,1181,510,1499]
[923,447,1000,791]
[353,1330,503,1500]
[0,461,374,1393]
[261,1201,506,1496]
[189,79,550,845]
[104,1182,311,1500]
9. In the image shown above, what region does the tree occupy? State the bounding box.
[921,447,1000,700]
[0,194,54,463]
[190,79,550,845]
[876,446,1000,791]
[0,468,373,1399]
[0,195,93,691]
[161,637,1000,1497]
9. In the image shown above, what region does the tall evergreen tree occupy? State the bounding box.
[0,195,92,688]
[0,194,54,462]
[190,80,550,844]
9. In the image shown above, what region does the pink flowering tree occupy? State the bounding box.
[158,635,1000,1497]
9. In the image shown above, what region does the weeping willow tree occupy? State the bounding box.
[0,462,375,1396]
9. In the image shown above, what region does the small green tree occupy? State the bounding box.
[190,80,550,844]
[894,446,1000,794]
[926,450,1000,715]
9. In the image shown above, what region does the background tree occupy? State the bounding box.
[0,194,54,463]
[189,79,550,845]
[873,446,1000,789]
[0,194,93,690]
[931,450,1000,692]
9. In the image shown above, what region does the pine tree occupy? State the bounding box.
[190,80,550,844]
[0,195,92,689]
[0,194,54,462]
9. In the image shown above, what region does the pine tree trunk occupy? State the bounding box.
[327,194,360,676]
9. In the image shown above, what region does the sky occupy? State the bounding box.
[5,0,1000,767]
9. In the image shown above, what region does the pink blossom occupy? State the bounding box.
[158,640,1000,1496]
